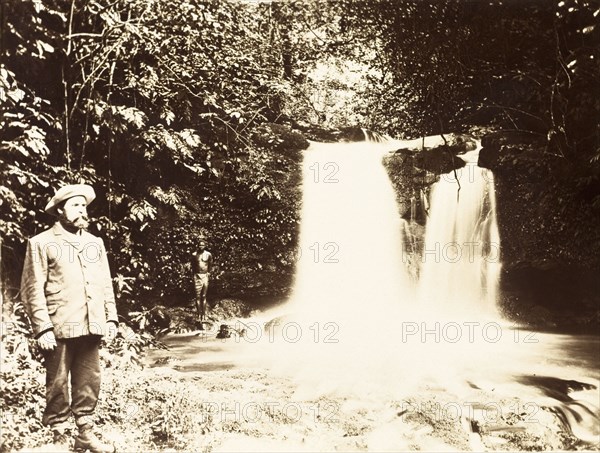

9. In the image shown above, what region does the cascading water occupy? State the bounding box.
[263,139,419,398]
[262,138,597,445]
[150,134,598,451]
[417,147,502,320]
[262,136,511,400]
[285,140,413,325]
[276,136,503,332]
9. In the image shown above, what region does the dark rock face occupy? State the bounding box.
[413,148,467,175]
[446,133,478,153]
[383,129,599,329]
[480,130,600,330]
[478,146,501,169]
[501,261,599,308]
[383,152,435,224]
[340,126,367,142]
[384,133,477,223]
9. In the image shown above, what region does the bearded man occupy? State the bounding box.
[20,184,118,453]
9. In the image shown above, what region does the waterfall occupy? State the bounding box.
[279,136,502,323]
[417,147,502,320]
[263,139,418,398]
[141,131,598,451]
[263,136,504,399]
[284,139,414,328]
[235,137,598,446]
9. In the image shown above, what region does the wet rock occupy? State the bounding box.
[383,153,433,224]
[502,260,600,308]
[391,147,419,157]
[499,261,600,330]
[209,299,254,320]
[339,126,367,142]
[383,134,479,224]
[448,133,478,153]
[478,146,500,169]
[388,133,473,177]
[413,148,466,175]
[392,133,477,154]
[293,123,340,142]
[216,324,232,339]
[483,131,600,330]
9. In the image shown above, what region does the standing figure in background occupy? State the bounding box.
[192,237,213,326]
[20,184,118,453]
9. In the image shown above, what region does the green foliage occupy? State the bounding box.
[0,302,47,452]
[101,322,168,371]
[3,0,596,337]
[0,65,56,243]
[1,0,312,321]
[1,18,314,450]
[96,372,216,450]
[338,0,599,163]
[0,295,169,450]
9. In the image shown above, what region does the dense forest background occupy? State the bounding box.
[1,1,599,450]
[1,0,599,328]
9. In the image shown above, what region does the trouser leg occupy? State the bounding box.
[42,339,75,427]
[70,335,102,428]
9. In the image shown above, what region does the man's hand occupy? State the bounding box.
[37,330,57,351]
[105,322,118,344]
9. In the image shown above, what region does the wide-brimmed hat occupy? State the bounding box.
[45,184,96,216]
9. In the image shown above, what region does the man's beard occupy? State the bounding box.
[61,215,90,231]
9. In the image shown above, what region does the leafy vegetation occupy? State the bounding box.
[3,0,597,321]
[1,1,598,450]
[339,0,599,163]
[0,302,46,452]
[1,0,314,315]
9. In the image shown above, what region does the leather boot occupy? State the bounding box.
[74,425,115,453]
[51,426,71,452]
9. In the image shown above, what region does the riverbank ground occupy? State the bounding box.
[19,330,597,453]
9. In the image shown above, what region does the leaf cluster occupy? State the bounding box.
[2,0,314,320]
[338,0,599,165]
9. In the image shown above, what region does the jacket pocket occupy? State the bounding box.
[44,285,62,304]
[44,283,62,296]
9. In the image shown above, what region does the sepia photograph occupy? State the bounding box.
[1,0,599,452]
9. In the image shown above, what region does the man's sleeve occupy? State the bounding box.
[20,239,53,338]
[100,239,118,325]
